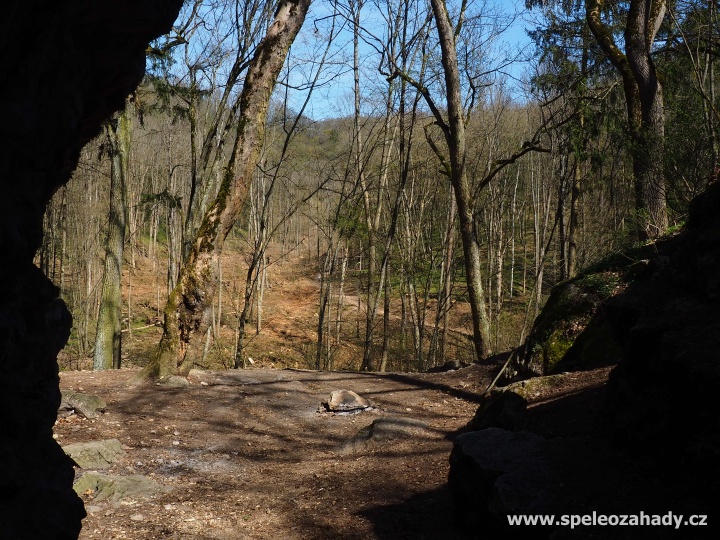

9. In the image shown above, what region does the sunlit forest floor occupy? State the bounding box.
[58,363,618,539]
[58,236,533,375]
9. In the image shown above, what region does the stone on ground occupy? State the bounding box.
[323,389,371,412]
[62,439,124,469]
[59,390,106,419]
[157,375,190,388]
[73,472,168,503]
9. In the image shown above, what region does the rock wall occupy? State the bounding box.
[450,183,720,535]
[0,2,182,537]
[606,181,720,475]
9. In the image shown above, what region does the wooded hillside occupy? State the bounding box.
[41,0,718,378]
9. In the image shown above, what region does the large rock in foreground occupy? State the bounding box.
[448,428,558,537]
[604,182,720,483]
[323,389,372,413]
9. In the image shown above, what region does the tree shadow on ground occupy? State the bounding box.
[359,485,464,540]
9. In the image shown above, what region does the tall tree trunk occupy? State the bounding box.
[379,271,390,372]
[567,42,589,279]
[439,193,456,363]
[587,0,668,240]
[567,157,582,278]
[147,0,312,379]
[94,110,130,371]
[429,0,492,361]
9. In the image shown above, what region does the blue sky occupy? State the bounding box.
[281,0,535,120]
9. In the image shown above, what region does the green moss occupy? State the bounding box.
[576,272,620,298]
[497,374,567,400]
[544,329,574,373]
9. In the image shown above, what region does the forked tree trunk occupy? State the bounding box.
[625,0,668,238]
[147,0,312,378]
[94,110,130,371]
[587,0,668,239]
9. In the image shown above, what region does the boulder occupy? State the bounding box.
[323,390,371,412]
[449,428,558,536]
[73,472,168,503]
[157,375,190,388]
[59,391,106,419]
[62,439,124,469]
[465,391,527,432]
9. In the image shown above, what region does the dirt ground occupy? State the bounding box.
[55,363,621,540]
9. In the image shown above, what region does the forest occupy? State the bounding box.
[39,0,717,377]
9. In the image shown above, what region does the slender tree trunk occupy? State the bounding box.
[568,157,582,278]
[439,193,456,362]
[147,0,312,378]
[430,0,491,361]
[93,111,130,371]
[557,154,568,281]
[379,272,390,372]
[568,43,588,279]
[335,244,348,354]
[708,0,718,172]
[316,248,333,370]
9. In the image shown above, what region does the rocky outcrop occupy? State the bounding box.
[475,182,720,533]
[451,185,720,535]
[513,241,676,379]
[0,2,182,537]
[605,182,720,482]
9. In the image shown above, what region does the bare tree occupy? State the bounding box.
[147,0,312,378]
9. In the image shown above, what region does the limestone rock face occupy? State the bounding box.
[0,1,182,537]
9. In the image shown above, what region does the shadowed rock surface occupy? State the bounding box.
[451,184,720,537]
[465,391,528,432]
[0,2,182,537]
[449,428,558,537]
[605,183,720,479]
